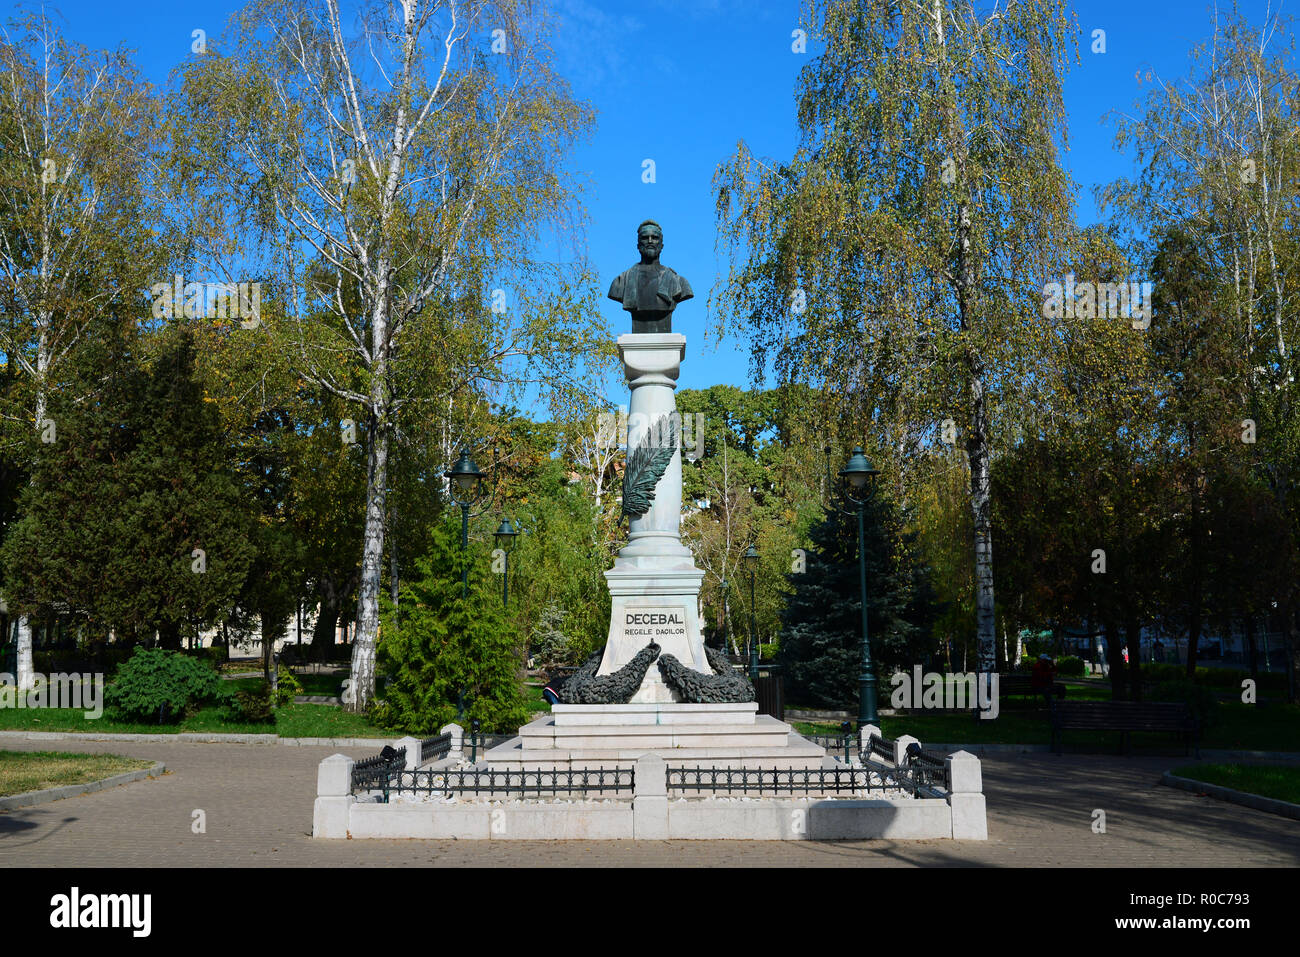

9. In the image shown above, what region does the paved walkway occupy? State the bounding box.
[1,739,1296,866]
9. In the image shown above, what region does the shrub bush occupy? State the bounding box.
[274,664,302,706]
[375,525,529,735]
[1143,662,1287,693]
[105,647,221,722]
[186,646,226,668]
[224,681,274,723]
[1055,655,1085,677]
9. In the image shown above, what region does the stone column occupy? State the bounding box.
[599,334,708,702]
[895,734,920,767]
[860,724,882,760]
[632,753,669,840]
[394,736,421,771]
[946,750,988,840]
[312,754,355,839]
[441,723,464,761]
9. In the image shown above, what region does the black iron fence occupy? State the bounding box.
[803,733,857,763]
[903,746,951,792]
[350,765,634,800]
[666,764,913,797]
[351,746,407,802]
[420,733,452,764]
[464,731,515,761]
[865,733,897,764]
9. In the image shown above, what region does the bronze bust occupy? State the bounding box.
[607,219,693,333]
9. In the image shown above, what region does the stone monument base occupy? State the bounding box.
[482,702,827,771]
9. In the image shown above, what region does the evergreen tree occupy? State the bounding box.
[375,521,528,734]
[779,488,935,711]
[0,327,256,646]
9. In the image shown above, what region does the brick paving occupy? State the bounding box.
[1,739,1297,866]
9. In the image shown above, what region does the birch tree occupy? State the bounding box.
[1100,4,1300,696]
[713,0,1115,679]
[174,0,600,710]
[0,8,164,689]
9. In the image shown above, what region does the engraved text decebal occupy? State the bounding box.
[621,608,687,639]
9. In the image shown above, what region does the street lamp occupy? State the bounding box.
[445,447,489,598]
[494,518,519,609]
[836,446,881,725]
[744,544,759,681]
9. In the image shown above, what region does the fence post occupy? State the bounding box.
[441,723,464,761]
[313,754,355,839]
[895,734,920,767]
[860,724,882,761]
[945,750,987,840]
[395,736,421,771]
[633,754,669,840]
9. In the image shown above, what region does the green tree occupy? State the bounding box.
[779,483,936,711]
[0,6,169,687]
[376,522,528,734]
[712,0,1128,682]
[0,328,257,648]
[172,0,603,711]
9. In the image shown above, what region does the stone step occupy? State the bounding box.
[521,714,795,752]
[552,702,760,726]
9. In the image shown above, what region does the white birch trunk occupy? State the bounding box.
[349,297,391,712]
[15,617,34,691]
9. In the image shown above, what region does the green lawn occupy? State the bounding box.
[0,701,388,738]
[1171,763,1300,805]
[294,673,345,697]
[0,749,156,796]
[524,683,551,714]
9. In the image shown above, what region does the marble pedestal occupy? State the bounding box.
[484,702,829,771]
[598,333,710,703]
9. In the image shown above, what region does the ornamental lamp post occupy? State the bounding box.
[445,448,488,598]
[838,446,881,725]
[744,544,759,681]
[493,518,519,609]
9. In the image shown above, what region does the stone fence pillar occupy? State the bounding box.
[860,723,882,759]
[313,753,355,839]
[946,750,987,840]
[633,753,668,840]
[394,736,421,771]
[441,723,464,761]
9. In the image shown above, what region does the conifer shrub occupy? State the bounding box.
[105,647,222,722]
[374,524,529,735]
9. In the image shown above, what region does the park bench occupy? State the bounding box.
[999,674,1065,703]
[1048,700,1199,757]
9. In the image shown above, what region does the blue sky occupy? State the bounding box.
[36,0,1290,404]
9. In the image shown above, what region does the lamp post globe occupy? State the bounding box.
[837,447,880,725]
[445,448,487,597]
[494,518,519,609]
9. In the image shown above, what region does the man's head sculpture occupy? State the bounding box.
[637,220,663,264]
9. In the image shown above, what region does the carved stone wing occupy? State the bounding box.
[622,416,676,518]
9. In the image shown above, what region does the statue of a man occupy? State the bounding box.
[607,219,693,334]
